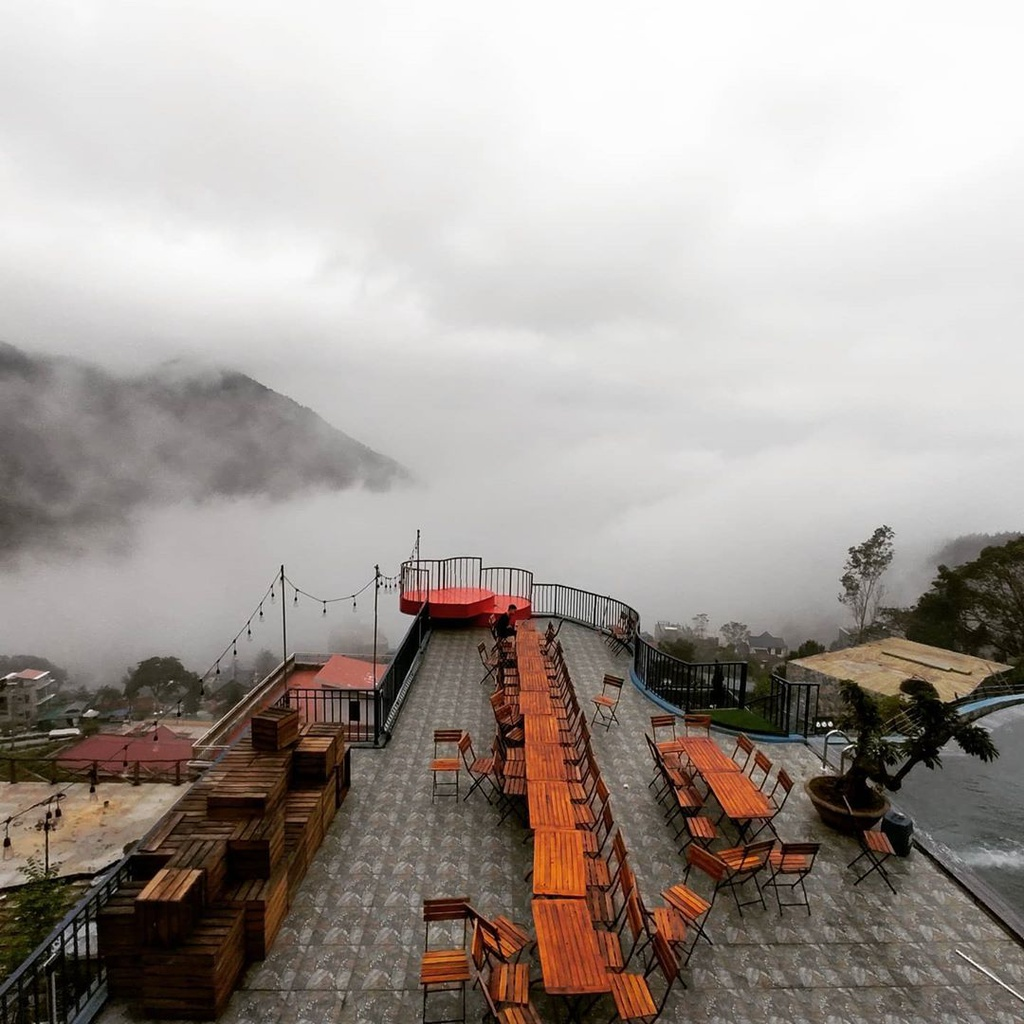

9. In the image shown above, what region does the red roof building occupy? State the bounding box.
[57,725,194,775]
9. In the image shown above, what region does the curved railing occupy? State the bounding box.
[400,557,534,601]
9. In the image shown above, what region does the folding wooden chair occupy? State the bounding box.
[470,918,530,1011]
[730,733,755,773]
[763,841,821,914]
[420,898,472,1024]
[458,732,497,804]
[849,828,897,894]
[431,729,462,803]
[605,611,636,655]
[749,751,774,791]
[591,674,624,730]
[491,747,527,826]
[477,641,503,687]
[660,881,713,952]
[650,715,684,757]
[605,929,681,1023]
[678,814,718,855]
[682,713,711,737]
[748,768,794,840]
[684,841,773,916]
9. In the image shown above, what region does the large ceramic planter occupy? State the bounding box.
[805,775,890,835]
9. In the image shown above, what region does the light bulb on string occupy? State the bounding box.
[258,604,264,622]
[294,589,299,605]
[247,622,253,642]
[352,599,357,612]
[215,662,221,677]
[232,640,238,658]
[322,601,327,617]
[2,827,11,859]
[270,588,276,605]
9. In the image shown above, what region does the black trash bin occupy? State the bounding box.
[882,809,914,857]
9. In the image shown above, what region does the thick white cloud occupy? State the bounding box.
[2,2,1024,674]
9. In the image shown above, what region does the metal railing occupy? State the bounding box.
[0,857,133,1024]
[275,604,430,746]
[746,674,820,736]
[531,584,638,640]
[400,557,534,603]
[632,637,748,713]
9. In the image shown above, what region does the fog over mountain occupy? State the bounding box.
[4,4,1024,682]
[0,342,408,559]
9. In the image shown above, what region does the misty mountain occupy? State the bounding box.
[0,342,409,558]
[929,532,1023,571]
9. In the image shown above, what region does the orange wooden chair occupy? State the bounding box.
[591,674,624,730]
[458,732,497,804]
[684,841,773,916]
[470,918,530,1012]
[749,750,774,791]
[849,828,897,894]
[730,733,755,773]
[748,768,794,840]
[682,713,711,737]
[677,814,718,855]
[431,729,462,803]
[763,841,821,914]
[650,715,685,757]
[420,898,472,1024]
[605,929,680,1023]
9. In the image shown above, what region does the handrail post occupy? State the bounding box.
[738,663,748,709]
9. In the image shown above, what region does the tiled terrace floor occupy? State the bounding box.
[102,624,1024,1024]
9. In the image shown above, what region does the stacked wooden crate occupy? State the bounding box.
[97,705,349,1019]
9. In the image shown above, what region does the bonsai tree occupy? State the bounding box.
[832,678,999,809]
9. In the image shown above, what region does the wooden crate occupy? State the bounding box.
[250,706,300,751]
[97,882,145,998]
[135,868,205,948]
[227,810,285,880]
[141,904,246,1020]
[166,839,228,905]
[206,768,287,820]
[292,735,338,785]
[224,867,289,960]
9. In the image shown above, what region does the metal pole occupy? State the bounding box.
[280,564,287,669]
[372,564,380,689]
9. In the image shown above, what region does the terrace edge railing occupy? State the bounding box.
[746,674,821,737]
[530,583,758,722]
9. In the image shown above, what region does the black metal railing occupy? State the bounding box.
[746,675,820,737]
[632,637,748,712]
[400,557,534,604]
[276,604,430,746]
[0,858,133,1024]
[531,584,638,640]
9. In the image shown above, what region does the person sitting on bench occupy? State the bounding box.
[492,604,518,642]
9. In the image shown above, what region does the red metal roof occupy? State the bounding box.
[313,655,387,691]
[57,725,193,767]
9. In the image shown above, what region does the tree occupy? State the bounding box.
[252,648,279,682]
[901,536,1024,660]
[834,679,999,807]
[719,622,750,649]
[838,525,895,642]
[690,613,709,640]
[788,639,826,661]
[659,638,696,662]
[124,657,202,713]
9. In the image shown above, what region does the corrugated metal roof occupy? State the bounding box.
[789,638,1010,702]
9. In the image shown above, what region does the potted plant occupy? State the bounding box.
[805,678,999,834]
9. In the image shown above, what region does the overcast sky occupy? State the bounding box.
[3,2,1024,677]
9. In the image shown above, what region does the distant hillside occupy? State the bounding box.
[0,342,409,558]
[930,532,1023,570]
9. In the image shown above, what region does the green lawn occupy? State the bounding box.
[701,707,789,737]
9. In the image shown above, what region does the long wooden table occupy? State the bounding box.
[525,742,570,783]
[532,898,609,996]
[527,780,576,830]
[703,769,772,835]
[532,829,586,898]
[524,715,560,746]
[676,736,741,775]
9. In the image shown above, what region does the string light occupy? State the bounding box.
[247,623,253,641]
[270,587,276,604]
[322,601,327,617]
[258,604,264,621]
